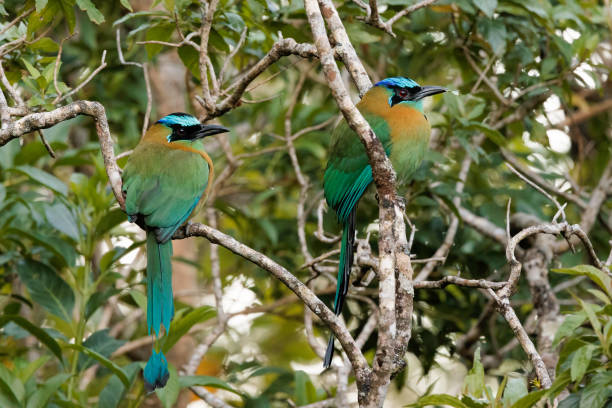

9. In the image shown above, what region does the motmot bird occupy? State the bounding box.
[121,113,228,390]
[323,77,446,367]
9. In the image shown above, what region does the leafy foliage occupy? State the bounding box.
[0,0,610,406]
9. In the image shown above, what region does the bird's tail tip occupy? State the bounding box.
[323,335,335,368]
[144,350,170,392]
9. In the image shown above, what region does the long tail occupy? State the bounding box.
[324,207,356,368]
[144,232,173,391]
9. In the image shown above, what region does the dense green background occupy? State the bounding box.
[0,0,610,406]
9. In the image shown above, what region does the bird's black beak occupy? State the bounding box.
[414,86,447,101]
[195,124,230,139]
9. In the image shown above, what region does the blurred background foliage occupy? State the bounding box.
[0,0,611,406]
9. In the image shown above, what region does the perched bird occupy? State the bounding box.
[323,77,446,367]
[121,113,228,390]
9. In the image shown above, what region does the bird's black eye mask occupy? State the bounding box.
[389,86,422,106]
[167,124,201,142]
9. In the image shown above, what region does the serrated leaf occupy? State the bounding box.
[16,260,75,322]
[162,306,216,353]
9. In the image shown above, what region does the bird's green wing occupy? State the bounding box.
[323,114,391,223]
[122,142,209,243]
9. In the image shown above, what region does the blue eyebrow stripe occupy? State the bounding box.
[375,77,420,88]
[157,113,200,127]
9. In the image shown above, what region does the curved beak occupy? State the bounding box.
[196,124,230,139]
[414,86,447,101]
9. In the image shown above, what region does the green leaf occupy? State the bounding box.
[178,375,240,395]
[45,203,79,241]
[553,313,587,348]
[510,389,549,408]
[503,377,528,406]
[156,364,179,408]
[552,265,612,299]
[95,208,126,238]
[464,346,485,398]
[98,362,140,408]
[162,306,216,352]
[129,289,147,311]
[6,228,76,267]
[28,38,59,53]
[12,165,68,196]
[409,394,469,408]
[76,0,105,23]
[26,373,71,408]
[119,0,133,10]
[64,343,129,387]
[17,356,51,383]
[77,329,125,371]
[177,46,200,80]
[21,58,41,79]
[294,370,308,405]
[474,0,497,17]
[579,299,602,334]
[112,10,168,26]
[579,370,612,408]
[85,288,121,320]
[145,23,175,58]
[16,260,75,322]
[570,344,595,383]
[58,0,77,33]
[0,315,63,362]
[480,19,507,54]
[0,363,21,407]
[35,0,49,12]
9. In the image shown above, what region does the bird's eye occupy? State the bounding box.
[397,88,409,99]
[177,128,185,135]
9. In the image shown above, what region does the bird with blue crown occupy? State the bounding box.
[323,77,446,367]
[121,112,228,390]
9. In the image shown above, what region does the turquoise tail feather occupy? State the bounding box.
[324,208,356,368]
[143,350,169,392]
[146,232,174,337]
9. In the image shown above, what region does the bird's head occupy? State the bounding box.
[374,77,446,111]
[156,112,229,143]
